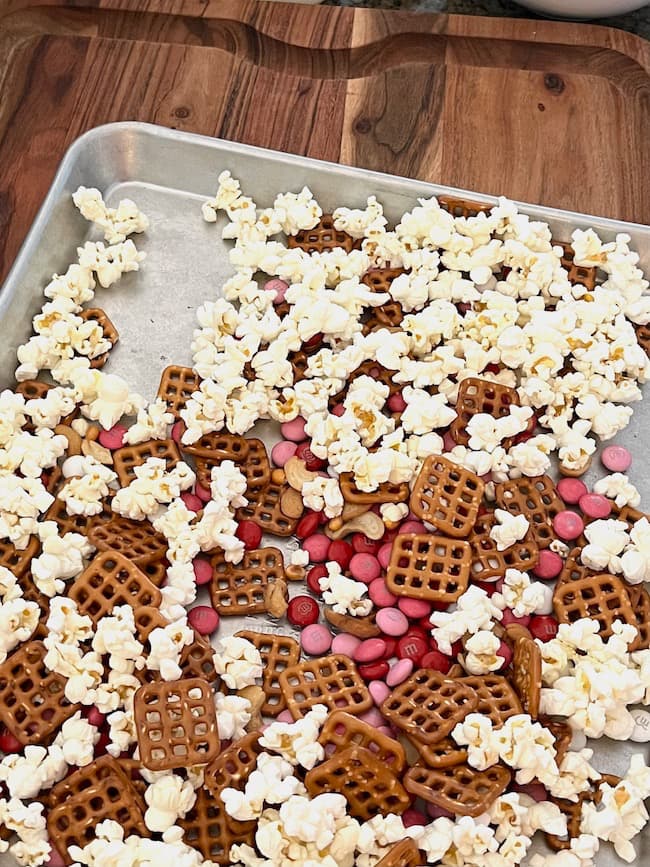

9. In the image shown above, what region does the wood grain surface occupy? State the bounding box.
[0,0,648,283]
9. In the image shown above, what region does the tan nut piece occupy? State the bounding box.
[239,685,266,732]
[265,579,289,618]
[326,511,385,541]
[82,438,114,464]
[54,425,83,456]
[284,457,318,491]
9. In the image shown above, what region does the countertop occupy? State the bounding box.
[326,0,650,40]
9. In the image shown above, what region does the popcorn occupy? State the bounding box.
[123,399,174,445]
[0,475,54,549]
[463,630,503,675]
[92,605,144,674]
[145,618,194,681]
[0,746,66,800]
[53,712,99,767]
[489,510,530,551]
[112,458,195,521]
[143,772,196,833]
[215,692,252,740]
[301,475,344,519]
[77,239,145,289]
[620,516,650,584]
[221,753,305,821]
[332,197,387,240]
[580,518,628,574]
[213,636,263,689]
[318,561,372,617]
[0,598,40,664]
[593,473,641,509]
[0,798,49,867]
[259,705,327,769]
[494,568,546,617]
[58,455,117,517]
[430,586,503,655]
[31,522,94,596]
[69,820,207,867]
[401,386,457,434]
[73,186,149,243]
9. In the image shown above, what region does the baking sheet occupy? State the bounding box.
[0,122,649,865]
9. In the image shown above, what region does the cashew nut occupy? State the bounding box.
[285,564,306,582]
[82,438,114,465]
[325,510,384,540]
[264,578,288,618]
[54,424,82,456]
[284,456,318,491]
[327,502,371,533]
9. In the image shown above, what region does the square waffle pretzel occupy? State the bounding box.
[235,630,300,715]
[68,551,162,625]
[506,624,542,718]
[194,437,270,492]
[494,475,565,548]
[339,473,409,505]
[438,195,492,218]
[555,241,598,291]
[178,787,252,865]
[0,535,39,578]
[113,438,181,485]
[134,677,220,771]
[405,734,468,769]
[157,365,201,419]
[381,669,478,745]
[469,511,539,581]
[0,640,79,745]
[376,839,424,867]
[304,746,410,820]
[627,584,650,650]
[236,481,299,537]
[361,268,406,330]
[386,533,471,603]
[330,360,402,408]
[181,431,250,460]
[450,377,520,447]
[279,654,372,720]
[45,497,96,537]
[546,775,620,852]
[552,569,640,650]
[47,756,148,862]
[287,214,359,254]
[458,674,522,728]
[404,763,511,817]
[210,547,285,616]
[88,514,168,566]
[318,709,406,772]
[203,732,262,837]
[80,308,119,368]
[410,455,484,538]
[634,322,650,358]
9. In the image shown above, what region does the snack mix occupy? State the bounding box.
[0,174,649,867]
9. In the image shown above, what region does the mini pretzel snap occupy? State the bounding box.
[410,455,484,538]
[210,547,285,616]
[494,475,565,549]
[450,377,520,448]
[279,654,372,720]
[404,763,511,817]
[157,365,201,419]
[387,533,471,603]
[113,438,181,485]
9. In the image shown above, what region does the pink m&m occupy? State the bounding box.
[387,392,407,413]
[349,553,381,584]
[557,477,588,505]
[398,598,432,619]
[375,607,409,636]
[264,277,289,303]
[303,533,330,563]
[368,680,390,706]
[301,624,332,655]
[98,424,127,450]
[553,510,585,541]
[331,633,361,657]
[276,709,294,723]
[579,493,612,520]
[377,543,393,570]
[195,482,212,503]
[193,556,213,585]
[369,579,397,608]
[601,444,632,473]
[386,658,413,687]
[181,491,203,512]
[188,605,220,636]
[354,638,387,663]
[533,549,563,580]
[281,417,307,442]
[271,440,297,467]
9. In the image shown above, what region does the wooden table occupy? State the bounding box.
[1,0,648,282]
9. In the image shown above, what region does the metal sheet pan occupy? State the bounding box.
[0,122,649,865]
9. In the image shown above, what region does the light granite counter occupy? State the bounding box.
[325,0,650,40]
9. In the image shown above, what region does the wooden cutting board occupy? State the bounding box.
[0,0,648,282]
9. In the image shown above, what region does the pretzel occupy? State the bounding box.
[376,839,424,867]
[42,463,64,495]
[469,510,539,581]
[80,308,119,368]
[138,557,168,587]
[410,455,484,538]
[458,674,523,728]
[627,583,650,650]
[178,786,252,864]
[157,365,201,419]
[361,268,406,330]
[47,756,148,862]
[287,214,359,254]
[339,473,409,506]
[235,630,300,716]
[546,774,620,851]
[539,716,573,767]
[555,241,598,291]
[450,377,520,448]
[133,606,168,642]
[210,547,285,616]
[305,746,410,820]
[381,669,478,744]
[405,734,468,769]
[44,497,98,537]
[634,322,650,358]
[88,514,168,566]
[68,551,162,625]
[203,732,262,837]
[318,710,406,772]
[438,195,493,218]
[0,640,79,745]
[136,631,219,687]
[279,654,372,719]
[324,607,381,638]
[15,379,51,401]
[494,475,565,548]
[236,481,299,537]
[0,535,39,578]
[181,431,249,460]
[404,763,511,817]
[134,677,220,771]
[386,533,471,603]
[506,625,542,718]
[553,570,640,650]
[113,438,181,486]
[330,359,402,408]
[194,438,270,492]
[606,500,648,530]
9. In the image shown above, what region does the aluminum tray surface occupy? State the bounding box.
[0,122,649,866]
